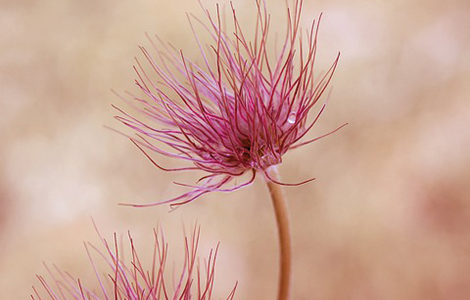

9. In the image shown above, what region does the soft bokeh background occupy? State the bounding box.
[1,0,469,299]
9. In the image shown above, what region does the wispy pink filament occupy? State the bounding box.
[32,225,237,300]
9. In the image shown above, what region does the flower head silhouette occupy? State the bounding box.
[115,0,345,207]
[32,225,236,300]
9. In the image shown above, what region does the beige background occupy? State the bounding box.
[1,0,470,299]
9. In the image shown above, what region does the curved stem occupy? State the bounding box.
[265,166,292,300]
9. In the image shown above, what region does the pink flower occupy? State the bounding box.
[115,0,345,207]
[32,225,236,300]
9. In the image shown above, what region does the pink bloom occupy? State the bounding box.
[115,0,345,207]
[32,225,236,300]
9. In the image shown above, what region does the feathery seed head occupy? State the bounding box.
[115,0,345,207]
[32,225,236,300]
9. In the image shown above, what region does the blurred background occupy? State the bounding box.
[1,0,469,299]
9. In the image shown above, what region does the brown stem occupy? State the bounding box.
[265,166,292,300]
